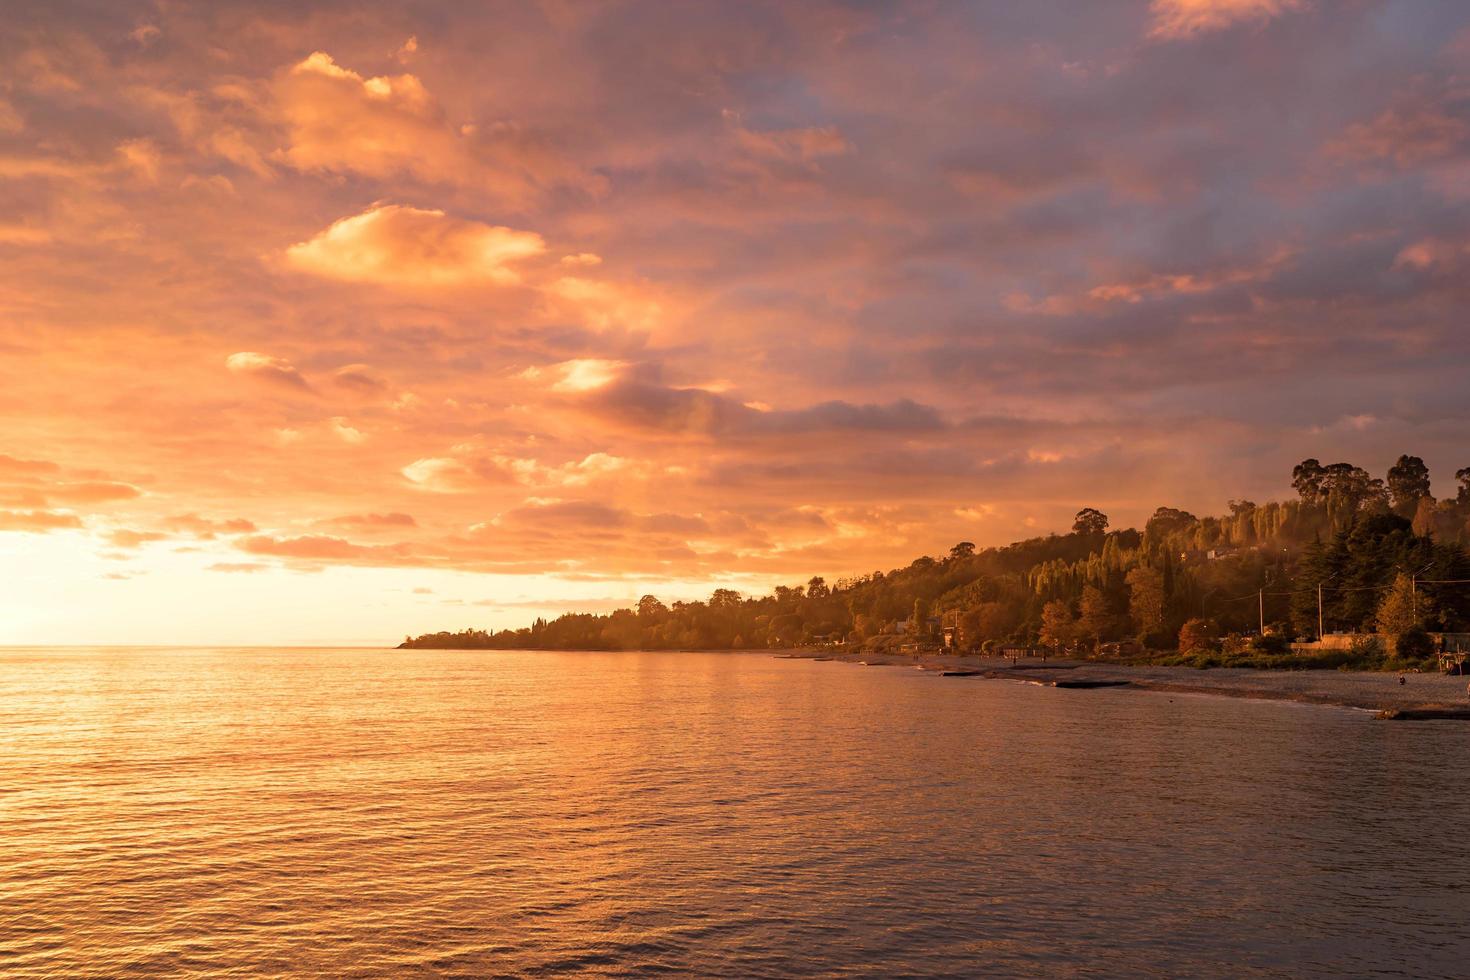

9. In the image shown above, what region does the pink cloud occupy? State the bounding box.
[284,205,545,287]
[1148,0,1306,40]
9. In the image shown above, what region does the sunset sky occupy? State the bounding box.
[5,0,1470,644]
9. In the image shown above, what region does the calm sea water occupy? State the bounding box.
[3,648,1468,977]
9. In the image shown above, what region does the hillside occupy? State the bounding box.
[401,456,1470,654]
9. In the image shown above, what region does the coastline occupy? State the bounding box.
[794,650,1470,719]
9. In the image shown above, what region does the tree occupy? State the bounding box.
[956,608,982,650]
[949,541,976,560]
[968,601,1017,644]
[1076,585,1110,651]
[1039,599,1075,650]
[1394,627,1434,661]
[773,585,803,606]
[912,597,932,635]
[1386,455,1431,516]
[1126,565,1166,640]
[1178,618,1215,653]
[1144,507,1196,551]
[1072,508,1109,535]
[1456,466,1470,507]
[637,595,667,620]
[1319,462,1387,524]
[1412,497,1437,538]
[768,613,804,646]
[1376,573,1432,638]
[805,577,830,599]
[1292,459,1326,503]
[710,588,743,609]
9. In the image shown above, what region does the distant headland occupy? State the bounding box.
[402,456,1470,676]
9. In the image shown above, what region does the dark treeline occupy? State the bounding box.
[401,456,1470,654]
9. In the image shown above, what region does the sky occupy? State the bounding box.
[4,0,1470,645]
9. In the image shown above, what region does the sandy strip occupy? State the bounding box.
[808,651,1470,718]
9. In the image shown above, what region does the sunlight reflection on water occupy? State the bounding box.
[2,648,1468,977]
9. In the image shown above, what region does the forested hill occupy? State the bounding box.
[399,456,1470,652]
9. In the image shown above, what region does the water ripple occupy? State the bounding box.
[1,647,1468,977]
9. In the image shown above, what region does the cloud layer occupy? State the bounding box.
[4,1,1470,639]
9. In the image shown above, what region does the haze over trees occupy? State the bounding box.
[402,457,1470,653]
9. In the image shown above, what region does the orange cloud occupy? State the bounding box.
[0,98,22,134]
[1333,89,1470,168]
[0,454,60,476]
[238,533,414,563]
[271,50,591,201]
[284,205,545,286]
[1148,0,1304,39]
[226,351,310,389]
[400,455,510,493]
[275,52,467,183]
[544,276,666,332]
[331,363,388,393]
[105,529,169,547]
[498,452,631,488]
[531,358,629,392]
[734,124,851,165]
[326,512,418,528]
[49,482,142,504]
[0,509,83,532]
[164,514,258,538]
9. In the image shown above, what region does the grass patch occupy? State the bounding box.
[1148,649,1438,672]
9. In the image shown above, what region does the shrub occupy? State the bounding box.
[1392,627,1434,662]
[1178,617,1216,654]
[1250,633,1291,655]
[1349,634,1384,659]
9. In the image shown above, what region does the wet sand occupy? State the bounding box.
[804,651,1470,718]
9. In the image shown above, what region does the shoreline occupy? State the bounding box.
[790,650,1470,720]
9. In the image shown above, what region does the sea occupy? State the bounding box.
[3,647,1468,977]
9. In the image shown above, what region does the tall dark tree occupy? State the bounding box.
[1456,466,1470,506]
[1386,454,1431,516]
[1291,459,1326,503]
[1144,507,1196,552]
[711,588,743,608]
[1318,462,1387,525]
[1072,508,1109,535]
[948,541,976,560]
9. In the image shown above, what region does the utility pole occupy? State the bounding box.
[1259,588,1265,637]
[1409,563,1431,622]
[1317,582,1324,641]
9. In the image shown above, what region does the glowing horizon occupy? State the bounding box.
[5,1,1470,644]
